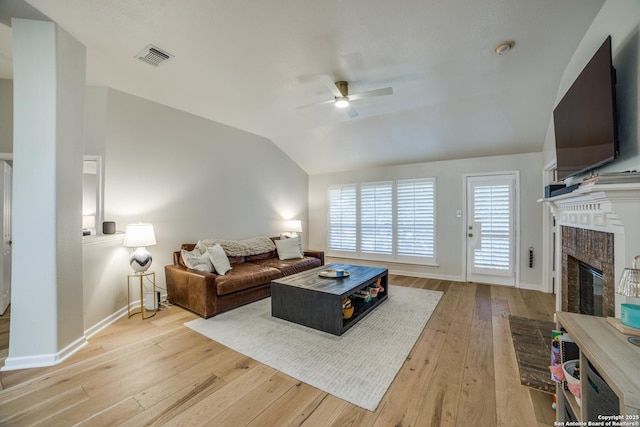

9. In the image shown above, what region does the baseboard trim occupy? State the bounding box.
[1,295,168,372]
[518,282,543,291]
[86,293,167,339]
[1,335,88,371]
[85,305,131,339]
[388,268,464,282]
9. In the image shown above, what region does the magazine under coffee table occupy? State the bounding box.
[271,263,388,336]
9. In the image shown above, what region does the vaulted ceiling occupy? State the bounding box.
[0,0,605,174]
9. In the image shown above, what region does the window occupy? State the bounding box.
[360,182,393,254]
[397,179,435,258]
[472,183,511,270]
[328,178,436,263]
[328,185,357,251]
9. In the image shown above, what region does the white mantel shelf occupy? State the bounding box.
[541,182,640,233]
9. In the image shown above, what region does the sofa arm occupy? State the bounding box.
[304,249,325,266]
[165,264,219,318]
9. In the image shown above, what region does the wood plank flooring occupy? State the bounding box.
[0,276,557,426]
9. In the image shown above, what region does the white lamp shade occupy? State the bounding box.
[617,255,640,298]
[285,220,302,233]
[618,267,640,297]
[123,223,157,248]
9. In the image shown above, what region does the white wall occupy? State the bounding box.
[82,234,129,333]
[309,152,543,289]
[542,0,640,176]
[80,88,309,328]
[2,80,310,337]
[7,19,86,370]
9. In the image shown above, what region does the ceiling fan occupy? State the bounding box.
[297,75,393,118]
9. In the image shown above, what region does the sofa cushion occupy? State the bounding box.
[246,250,277,261]
[275,236,304,260]
[250,256,322,276]
[178,244,197,267]
[206,243,232,275]
[180,248,213,272]
[215,262,282,296]
[179,243,248,267]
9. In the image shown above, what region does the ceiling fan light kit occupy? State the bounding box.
[297,75,393,117]
[334,81,350,108]
[335,97,350,108]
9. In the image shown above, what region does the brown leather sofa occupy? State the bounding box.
[165,239,324,318]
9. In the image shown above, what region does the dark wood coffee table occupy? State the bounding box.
[270,263,388,335]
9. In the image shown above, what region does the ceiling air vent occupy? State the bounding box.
[135,44,173,67]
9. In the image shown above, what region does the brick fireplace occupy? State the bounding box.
[545,182,640,317]
[561,226,614,317]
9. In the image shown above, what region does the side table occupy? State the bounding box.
[127,271,156,319]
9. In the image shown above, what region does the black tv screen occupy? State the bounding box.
[553,36,618,181]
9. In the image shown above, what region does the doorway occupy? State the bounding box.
[465,173,517,286]
[0,160,11,315]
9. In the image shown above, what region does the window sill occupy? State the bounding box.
[327,252,439,268]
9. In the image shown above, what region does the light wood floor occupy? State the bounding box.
[0,276,556,426]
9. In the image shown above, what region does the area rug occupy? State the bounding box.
[508,315,556,394]
[185,285,442,411]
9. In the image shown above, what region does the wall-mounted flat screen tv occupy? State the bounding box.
[553,36,618,181]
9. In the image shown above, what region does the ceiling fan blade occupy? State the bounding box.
[348,86,393,101]
[296,99,335,109]
[346,106,359,118]
[317,74,344,98]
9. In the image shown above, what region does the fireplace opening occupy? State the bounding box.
[562,228,614,317]
[579,261,604,316]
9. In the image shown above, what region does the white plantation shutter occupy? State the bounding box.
[360,182,393,254]
[328,185,357,251]
[473,184,511,270]
[328,179,437,263]
[397,179,435,258]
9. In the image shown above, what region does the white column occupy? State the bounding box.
[4,18,86,370]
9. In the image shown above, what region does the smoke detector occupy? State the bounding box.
[494,40,515,56]
[135,44,174,67]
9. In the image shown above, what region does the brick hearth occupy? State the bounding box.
[561,226,615,317]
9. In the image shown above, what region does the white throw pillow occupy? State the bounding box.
[194,240,208,254]
[275,236,304,260]
[181,248,213,272]
[206,243,232,275]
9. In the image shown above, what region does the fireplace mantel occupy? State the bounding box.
[545,182,640,233]
[542,182,640,316]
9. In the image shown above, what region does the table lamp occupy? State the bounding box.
[124,223,156,273]
[284,219,302,238]
[617,255,640,346]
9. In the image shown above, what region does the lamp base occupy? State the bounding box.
[130,247,152,273]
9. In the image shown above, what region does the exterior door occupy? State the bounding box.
[466,173,516,286]
[0,161,11,314]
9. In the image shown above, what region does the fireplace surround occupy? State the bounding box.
[545,182,640,317]
[562,227,614,317]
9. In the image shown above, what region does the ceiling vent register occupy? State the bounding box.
[135,44,173,67]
